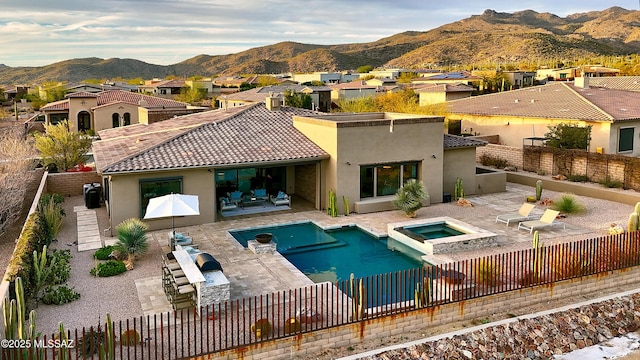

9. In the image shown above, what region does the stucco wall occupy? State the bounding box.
[443,147,477,197]
[294,163,318,205]
[294,114,444,213]
[107,168,216,232]
[447,114,618,154]
[93,103,140,131]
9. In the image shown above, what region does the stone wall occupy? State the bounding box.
[46,171,101,197]
[476,144,523,170]
[205,265,640,359]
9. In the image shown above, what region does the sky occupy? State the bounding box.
[0,1,637,68]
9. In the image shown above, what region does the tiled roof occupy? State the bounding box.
[94,106,249,170]
[443,134,487,149]
[42,90,188,112]
[224,85,331,102]
[425,71,481,80]
[99,104,329,174]
[40,99,69,111]
[587,76,640,92]
[329,81,377,90]
[97,90,186,108]
[447,82,640,122]
[138,79,186,89]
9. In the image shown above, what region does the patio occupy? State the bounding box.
[34,183,631,334]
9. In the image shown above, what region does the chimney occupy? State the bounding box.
[265,92,282,111]
[574,77,590,89]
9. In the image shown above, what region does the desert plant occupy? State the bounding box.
[38,199,65,241]
[283,317,301,334]
[629,212,639,232]
[550,245,590,279]
[2,277,41,359]
[251,319,272,339]
[33,245,54,307]
[349,273,366,320]
[535,180,543,201]
[454,177,464,200]
[343,196,350,216]
[90,260,127,277]
[393,179,426,218]
[413,275,431,309]
[327,189,338,217]
[48,249,72,285]
[567,174,589,182]
[94,246,115,261]
[600,176,623,188]
[478,154,510,169]
[551,193,585,214]
[41,285,81,305]
[474,257,501,287]
[120,329,141,346]
[114,218,149,266]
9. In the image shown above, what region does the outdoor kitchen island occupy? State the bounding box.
[171,248,230,314]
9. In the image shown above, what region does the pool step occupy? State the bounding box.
[279,240,347,254]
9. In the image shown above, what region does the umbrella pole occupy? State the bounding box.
[171,216,176,251]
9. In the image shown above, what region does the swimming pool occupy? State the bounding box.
[398,222,465,240]
[229,222,424,283]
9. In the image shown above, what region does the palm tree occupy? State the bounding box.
[394,179,427,218]
[114,218,149,266]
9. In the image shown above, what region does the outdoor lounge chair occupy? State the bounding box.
[219,197,238,211]
[517,209,565,234]
[270,191,291,206]
[227,191,243,205]
[495,203,537,226]
[251,189,269,201]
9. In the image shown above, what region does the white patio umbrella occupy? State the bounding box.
[143,193,200,250]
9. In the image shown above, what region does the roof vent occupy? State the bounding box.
[514,99,519,103]
[531,99,535,103]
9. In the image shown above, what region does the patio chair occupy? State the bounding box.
[227,191,243,205]
[270,191,291,206]
[219,197,237,211]
[517,209,565,234]
[495,203,537,226]
[251,189,269,201]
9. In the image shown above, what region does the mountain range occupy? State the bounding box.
[1,6,639,85]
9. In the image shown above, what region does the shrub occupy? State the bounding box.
[90,260,127,277]
[48,249,72,285]
[474,258,501,287]
[94,246,115,260]
[479,154,510,169]
[40,285,81,305]
[551,193,585,214]
[38,200,65,240]
[114,218,149,266]
[394,179,427,218]
[251,319,272,338]
[567,174,589,182]
[600,176,623,188]
[39,193,65,206]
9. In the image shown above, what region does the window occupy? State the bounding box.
[123,113,131,126]
[112,113,120,128]
[49,113,66,125]
[139,177,182,217]
[619,127,634,153]
[359,162,419,199]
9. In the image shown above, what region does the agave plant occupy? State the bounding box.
[394,179,427,218]
[114,218,149,266]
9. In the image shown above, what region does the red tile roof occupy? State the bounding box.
[41,90,188,112]
[98,104,329,174]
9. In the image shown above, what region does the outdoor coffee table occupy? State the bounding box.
[241,197,266,208]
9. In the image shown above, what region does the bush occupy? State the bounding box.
[600,176,623,188]
[40,193,65,206]
[478,154,510,169]
[48,249,72,285]
[94,246,115,260]
[40,285,81,305]
[120,330,141,346]
[551,193,585,214]
[567,174,589,182]
[90,260,127,277]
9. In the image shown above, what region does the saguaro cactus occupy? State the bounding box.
[454,177,464,200]
[535,180,543,201]
[629,212,639,232]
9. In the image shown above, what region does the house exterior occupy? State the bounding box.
[329,81,378,101]
[535,68,578,83]
[40,90,202,133]
[446,77,640,156]
[502,71,536,89]
[93,97,488,232]
[414,83,474,106]
[219,85,332,112]
[291,72,358,85]
[137,79,186,97]
[411,71,482,87]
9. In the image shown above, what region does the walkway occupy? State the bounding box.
[74,205,116,252]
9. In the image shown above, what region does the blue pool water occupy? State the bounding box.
[401,222,464,240]
[229,222,424,283]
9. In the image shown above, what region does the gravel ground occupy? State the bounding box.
[23,180,640,358]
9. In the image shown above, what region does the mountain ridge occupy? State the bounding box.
[1,6,639,84]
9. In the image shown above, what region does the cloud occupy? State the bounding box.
[0,0,634,67]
